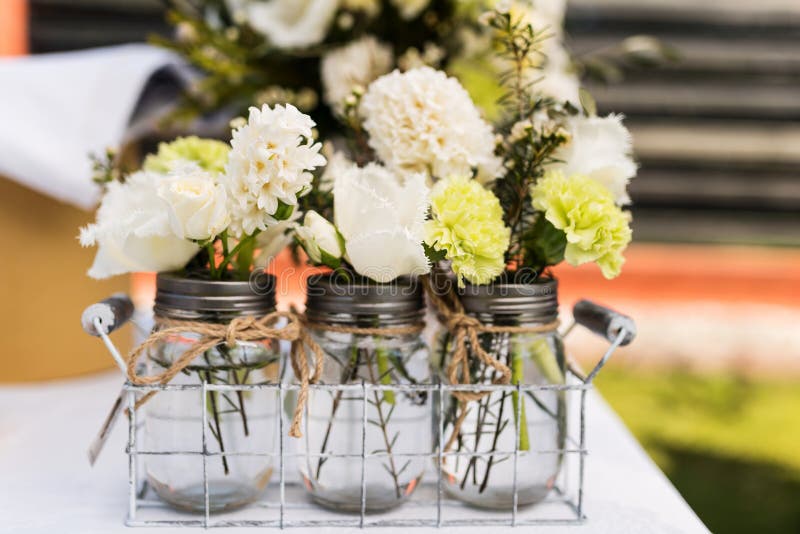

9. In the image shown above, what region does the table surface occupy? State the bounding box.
[0,372,709,534]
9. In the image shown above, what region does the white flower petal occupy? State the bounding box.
[345,228,430,283]
[238,0,339,49]
[553,114,637,205]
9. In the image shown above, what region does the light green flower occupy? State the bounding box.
[143,136,230,174]
[531,170,632,279]
[425,175,510,286]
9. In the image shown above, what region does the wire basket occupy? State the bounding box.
[82,296,635,529]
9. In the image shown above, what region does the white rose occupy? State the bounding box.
[157,164,230,241]
[334,164,430,282]
[295,210,343,267]
[79,171,199,279]
[552,114,637,205]
[228,0,339,48]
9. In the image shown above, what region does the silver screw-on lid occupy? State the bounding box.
[154,273,276,320]
[459,278,559,323]
[305,274,424,327]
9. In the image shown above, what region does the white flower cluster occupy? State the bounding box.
[553,114,637,205]
[295,161,431,282]
[224,104,326,235]
[359,66,501,181]
[226,0,339,49]
[82,104,325,278]
[321,35,393,113]
[80,170,200,279]
[333,164,430,282]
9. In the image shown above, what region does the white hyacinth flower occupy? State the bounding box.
[223,103,326,237]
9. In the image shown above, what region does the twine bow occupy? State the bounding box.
[423,275,560,452]
[124,311,323,438]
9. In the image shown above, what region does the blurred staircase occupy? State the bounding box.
[568,0,800,245]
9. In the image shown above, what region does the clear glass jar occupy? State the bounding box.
[436,279,566,509]
[293,274,432,512]
[143,274,281,513]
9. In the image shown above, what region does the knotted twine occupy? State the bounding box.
[422,276,560,452]
[125,311,323,438]
[124,311,425,438]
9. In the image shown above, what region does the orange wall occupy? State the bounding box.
[0,178,128,383]
[0,0,28,56]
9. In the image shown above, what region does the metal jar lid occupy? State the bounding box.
[154,272,276,320]
[459,278,559,324]
[305,273,424,327]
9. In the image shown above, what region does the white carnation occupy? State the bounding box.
[227,0,339,49]
[157,163,230,241]
[223,104,326,236]
[333,163,430,282]
[321,35,393,113]
[535,49,580,105]
[552,114,637,205]
[359,67,501,182]
[79,171,199,279]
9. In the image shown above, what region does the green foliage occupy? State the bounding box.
[483,9,573,270]
[598,368,800,534]
[89,147,122,187]
[522,215,566,271]
[154,0,464,132]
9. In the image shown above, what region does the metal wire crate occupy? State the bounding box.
[82,297,635,529]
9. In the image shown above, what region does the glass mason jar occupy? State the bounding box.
[293,274,432,512]
[437,279,566,509]
[144,273,281,512]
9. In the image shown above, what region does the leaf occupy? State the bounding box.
[423,242,447,263]
[523,216,566,270]
[579,88,597,117]
[273,200,295,221]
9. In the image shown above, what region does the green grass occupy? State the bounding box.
[596,368,800,534]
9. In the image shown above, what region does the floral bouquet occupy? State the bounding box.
[153,0,592,131]
[80,0,639,515]
[286,3,636,509]
[81,104,329,511]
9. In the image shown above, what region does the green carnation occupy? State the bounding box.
[143,136,230,174]
[532,170,632,279]
[425,175,510,286]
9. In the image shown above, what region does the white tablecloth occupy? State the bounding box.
[0,373,708,534]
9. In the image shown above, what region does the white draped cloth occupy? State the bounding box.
[0,44,184,209]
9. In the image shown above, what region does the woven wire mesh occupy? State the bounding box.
[123,376,591,528]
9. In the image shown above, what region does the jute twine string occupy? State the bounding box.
[124,312,425,438]
[422,275,560,453]
[125,311,323,437]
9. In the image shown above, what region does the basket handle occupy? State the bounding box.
[81,293,134,337]
[573,299,636,346]
[570,300,637,383]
